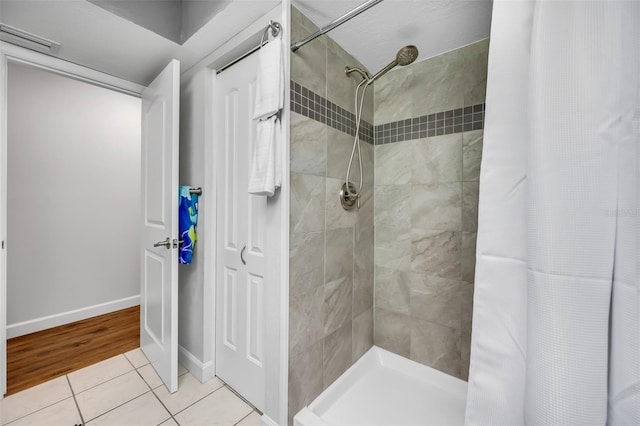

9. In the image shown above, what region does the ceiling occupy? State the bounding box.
[292,0,493,73]
[0,0,279,86]
[0,0,492,86]
[86,0,235,44]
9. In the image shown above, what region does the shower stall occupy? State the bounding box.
[288,2,488,424]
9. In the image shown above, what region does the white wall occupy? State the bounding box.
[178,66,210,365]
[181,0,233,43]
[6,62,141,334]
[87,0,182,43]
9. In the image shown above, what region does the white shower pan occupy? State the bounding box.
[294,346,468,426]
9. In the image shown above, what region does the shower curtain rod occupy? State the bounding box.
[216,20,282,74]
[290,0,384,52]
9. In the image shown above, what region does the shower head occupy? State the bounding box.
[396,45,419,66]
[370,45,419,82]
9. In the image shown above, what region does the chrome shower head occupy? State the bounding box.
[396,45,419,66]
[370,45,419,82]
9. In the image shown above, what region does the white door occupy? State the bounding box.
[140,59,180,393]
[214,52,267,411]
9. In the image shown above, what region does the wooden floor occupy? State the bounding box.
[6,306,140,395]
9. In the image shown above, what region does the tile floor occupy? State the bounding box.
[1,349,261,426]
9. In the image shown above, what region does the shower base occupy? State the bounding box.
[294,346,467,426]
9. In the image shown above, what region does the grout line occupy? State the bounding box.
[149,389,179,426]
[83,391,148,425]
[233,410,258,426]
[81,349,167,425]
[178,364,189,377]
[225,384,258,412]
[171,381,226,417]
[67,375,85,426]
[123,348,151,370]
[71,364,150,423]
[1,395,72,425]
[70,363,136,396]
[6,352,156,426]
[2,375,77,425]
[80,389,149,424]
[134,366,156,392]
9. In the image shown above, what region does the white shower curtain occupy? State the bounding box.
[465,1,639,425]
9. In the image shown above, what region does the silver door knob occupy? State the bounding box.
[153,237,171,249]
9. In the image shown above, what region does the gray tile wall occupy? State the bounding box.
[290,82,374,144]
[288,7,375,424]
[288,8,488,418]
[373,39,489,380]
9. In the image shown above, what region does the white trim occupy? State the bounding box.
[279,2,291,425]
[0,24,61,54]
[0,43,144,97]
[178,345,215,383]
[202,65,216,377]
[6,295,140,339]
[0,41,6,399]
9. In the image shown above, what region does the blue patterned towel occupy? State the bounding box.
[179,186,198,264]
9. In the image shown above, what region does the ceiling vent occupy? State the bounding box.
[0,24,60,54]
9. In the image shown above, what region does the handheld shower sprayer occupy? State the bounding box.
[340,45,419,211]
[370,45,419,82]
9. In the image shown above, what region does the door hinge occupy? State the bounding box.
[2,240,4,249]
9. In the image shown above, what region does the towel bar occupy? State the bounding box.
[189,187,202,196]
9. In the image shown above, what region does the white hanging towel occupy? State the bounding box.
[248,115,281,197]
[253,39,283,120]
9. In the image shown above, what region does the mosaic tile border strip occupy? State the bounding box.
[290,80,485,145]
[290,80,374,144]
[374,104,485,145]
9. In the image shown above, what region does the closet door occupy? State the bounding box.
[140,59,180,393]
[214,52,267,412]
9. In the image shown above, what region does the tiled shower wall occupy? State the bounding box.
[288,7,375,423]
[373,39,489,380]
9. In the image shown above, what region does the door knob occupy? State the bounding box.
[153,237,171,249]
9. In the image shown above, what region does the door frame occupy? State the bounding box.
[0,42,145,398]
[196,4,290,424]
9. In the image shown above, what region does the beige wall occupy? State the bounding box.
[288,6,375,424]
[373,40,489,380]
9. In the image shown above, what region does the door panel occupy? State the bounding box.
[224,267,238,349]
[247,273,264,366]
[224,91,239,251]
[215,52,266,412]
[141,59,179,394]
[144,252,165,344]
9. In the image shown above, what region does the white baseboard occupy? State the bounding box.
[6,295,140,338]
[178,345,215,383]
